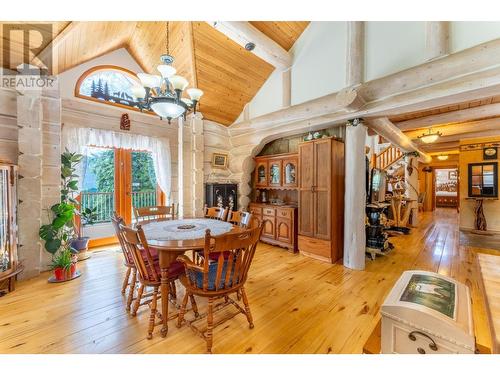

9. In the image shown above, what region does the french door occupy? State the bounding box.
[80,147,164,245]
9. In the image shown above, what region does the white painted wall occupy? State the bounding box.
[450,22,500,53]
[237,21,500,124]
[365,22,426,82]
[291,21,347,106]
[58,48,143,99]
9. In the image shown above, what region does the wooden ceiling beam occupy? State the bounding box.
[396,102,500,131]
[404,117,500,140]
[364,117,432,163]
[206,21,292,70]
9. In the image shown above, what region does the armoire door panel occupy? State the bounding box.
[298,142,314,189]
[298,190,314,237]
[313,139,331,240]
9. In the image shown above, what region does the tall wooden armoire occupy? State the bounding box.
[298,138,345,263]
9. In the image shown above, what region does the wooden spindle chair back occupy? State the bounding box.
[119,224,160,284]
[134,204,175,223]
[184,226,261,294]
[204,205,228,221]
[111,212,134,267]
[227,210,252,228]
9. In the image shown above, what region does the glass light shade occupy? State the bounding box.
[157,64,176,78]
[131,85,146,99]
[437,155,449,161]
[137,73,161,88]
[181,98,193,106]
[419,134,440,144]
[187,88,204,101]
[169,75,189,90]
[150,100,185,119]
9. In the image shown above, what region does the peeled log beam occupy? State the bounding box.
[207,21,292,70]
[360,38,500,103]
[365,117,432,163]
[230,87,364,136]
[425,21,450,60]
[397,102,500,131]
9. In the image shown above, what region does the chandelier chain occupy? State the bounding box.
[166,21,170,55]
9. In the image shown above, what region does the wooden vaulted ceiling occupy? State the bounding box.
[0,21,309,125]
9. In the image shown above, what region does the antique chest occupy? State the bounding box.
[381,270,475,354]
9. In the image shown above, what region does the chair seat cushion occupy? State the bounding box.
[138,249,183,280]
[187,260,237,291]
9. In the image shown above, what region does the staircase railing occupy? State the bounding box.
[374,145,404,170]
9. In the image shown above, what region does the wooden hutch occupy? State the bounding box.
[250,153,299,252]
[0,161,21,294]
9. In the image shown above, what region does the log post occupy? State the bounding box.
[344,120,367,270]
[425,21,450,61]
[282,68,291,108]
[346,21,365,86]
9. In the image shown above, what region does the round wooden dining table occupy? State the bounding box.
[140,218,247,337]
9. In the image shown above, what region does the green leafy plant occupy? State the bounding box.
[39,149,83,255]
[50,248,73,270]
[77,206,98,238]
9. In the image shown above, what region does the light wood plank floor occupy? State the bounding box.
[0,209,496,354]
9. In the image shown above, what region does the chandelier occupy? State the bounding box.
[417,128,442,144]
[131,22,203,123]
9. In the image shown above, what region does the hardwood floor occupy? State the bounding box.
[0,209,496,354]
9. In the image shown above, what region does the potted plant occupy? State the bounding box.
[51,248,77,281]
[39,150,83,282]
[71,206,97,261]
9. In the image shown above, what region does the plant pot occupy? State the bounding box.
[53,263,77,281]
[71,237,90,251]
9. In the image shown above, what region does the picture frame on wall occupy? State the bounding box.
[211,152,229,169]
[483,147,498,160]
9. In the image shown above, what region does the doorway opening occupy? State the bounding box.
[79,146,164,246]
[434,168,458,209]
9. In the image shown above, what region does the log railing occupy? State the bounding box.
[374,145,403,170]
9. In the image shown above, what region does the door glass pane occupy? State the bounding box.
[81,147,115,224]
[131,151,158,220]
[270,163,280,184]
[471,165,482,175]
[285,162,296,184]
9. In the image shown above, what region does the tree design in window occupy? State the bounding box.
[78,68,141,109]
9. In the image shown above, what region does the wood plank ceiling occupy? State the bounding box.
[0,21,309,125]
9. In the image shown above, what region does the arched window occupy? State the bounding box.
[75,65,143,111]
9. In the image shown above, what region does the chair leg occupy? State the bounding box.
[131,283,144,316]
[122,267,131,295]
[169,280,177,299]
[177,292,189,328]
[126,268,137,312]
[189,294,199,317]
[240,287,254,329]
[147,286,159,339]
[206,297,214,354]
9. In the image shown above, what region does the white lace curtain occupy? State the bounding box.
[62,127,172,200]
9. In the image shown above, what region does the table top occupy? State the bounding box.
[139,218,245,251]
[477,253,500,354]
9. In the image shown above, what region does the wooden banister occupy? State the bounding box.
[374,145,404,170]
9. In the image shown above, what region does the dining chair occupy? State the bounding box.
[111,212,137,312]
[119,223,197,339]
[134,204,175,224]
[204,205,228,221]
[176,225,263,353]
[226,210,252,228]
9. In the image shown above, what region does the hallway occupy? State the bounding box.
[0,209,495,353]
